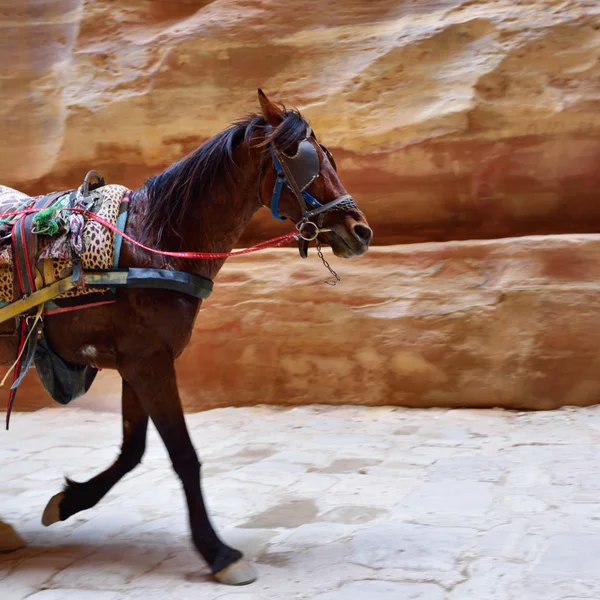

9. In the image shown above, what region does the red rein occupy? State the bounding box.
[0,207,298,259]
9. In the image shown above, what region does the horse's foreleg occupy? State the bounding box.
[42,379,148,525]
[118,351,256,586]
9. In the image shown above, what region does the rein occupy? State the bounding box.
[0,206,299,259]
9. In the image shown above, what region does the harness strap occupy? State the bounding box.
[11,317,40,391]
[11,192,67,299]
[303,193,355,219]
[5,319,28,430]
[113,196,130,269]
[83,269,214,300]
[270,174,287,221]
[0,268,214,326]
[12,214,37,298]
[5,306,43,430]
[0,277,77,325]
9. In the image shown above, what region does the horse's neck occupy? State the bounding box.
[182,186,260,280]
[150,169,261,281]
[129,145,264,281]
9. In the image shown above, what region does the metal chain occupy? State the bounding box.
[316,243,341,286]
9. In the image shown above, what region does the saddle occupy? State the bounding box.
[0,173,130,305]
[2,172,131,427]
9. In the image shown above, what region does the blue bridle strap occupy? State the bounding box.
[270,172,287,221]
[271,151,324,221]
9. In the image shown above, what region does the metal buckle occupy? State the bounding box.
[296,220,320,241]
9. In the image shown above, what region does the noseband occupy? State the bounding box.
[263,126,358,251]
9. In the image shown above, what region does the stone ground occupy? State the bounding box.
[2,405,600,600]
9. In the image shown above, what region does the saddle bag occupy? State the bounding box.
[33,335,98,406]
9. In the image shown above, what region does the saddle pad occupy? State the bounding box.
[0,185,29,206]
[0,184,129,303]
[0,185,33,269]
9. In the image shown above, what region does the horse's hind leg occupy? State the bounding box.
[42,379,149,525]
[118,351,256,586]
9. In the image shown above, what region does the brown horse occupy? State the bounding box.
[2,90,372,585]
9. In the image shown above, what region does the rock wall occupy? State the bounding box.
[9,236,600,413]
[2,1,600,244]
[3,1,600,413]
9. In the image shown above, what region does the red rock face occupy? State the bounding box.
[2,1,600,412]
[7,237,600,413]
[3,1,600,244]
[174,238,600,411]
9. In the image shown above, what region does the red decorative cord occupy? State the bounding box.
[0,207,298,259]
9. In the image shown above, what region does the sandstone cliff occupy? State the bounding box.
[3,1,600,413]
[12,237,600,413]
[2,1,600,244]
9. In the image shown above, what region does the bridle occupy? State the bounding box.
[259,125,358,259]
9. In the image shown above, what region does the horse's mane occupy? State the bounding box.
[140,107,309,245]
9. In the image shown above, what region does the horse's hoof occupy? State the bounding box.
[0,521,26,553]
[214,559,257,585]
[42,492,65,527]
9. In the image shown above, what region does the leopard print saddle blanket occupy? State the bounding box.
[0,184,130,303]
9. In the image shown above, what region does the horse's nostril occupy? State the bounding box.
[353,224,373,245]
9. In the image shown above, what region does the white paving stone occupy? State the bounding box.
[26,591,126,600]
[312,580,445,600]
[2,405,600,599]
[350,522,477,572]
[397,480,495,526]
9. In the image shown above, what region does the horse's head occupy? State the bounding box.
[257,90,373,259]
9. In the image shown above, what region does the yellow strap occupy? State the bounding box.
[0,270,127,326]
[0,276,75,325]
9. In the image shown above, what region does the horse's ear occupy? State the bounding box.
[258,89,284,126]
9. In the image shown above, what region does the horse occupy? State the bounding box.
[1,90,373,585]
